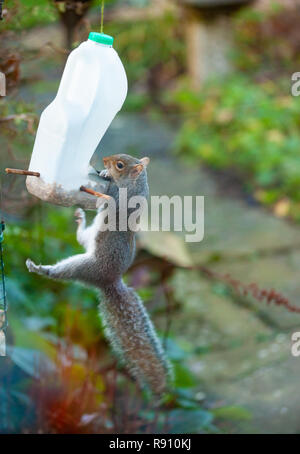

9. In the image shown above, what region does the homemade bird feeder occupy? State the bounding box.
[7,28,128,210]
[181,0,253,88]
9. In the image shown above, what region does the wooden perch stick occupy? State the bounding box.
[80,185,111,200]
[5,168,40,177]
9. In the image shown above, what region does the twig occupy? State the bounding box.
[198,265,300,314]
[80,185,110,200]
[5,168,40,177]
[44,41,69,56]
[132,254,299,315]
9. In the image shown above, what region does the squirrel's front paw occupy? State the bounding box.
[99,169,111,180]
[74,208,85,224]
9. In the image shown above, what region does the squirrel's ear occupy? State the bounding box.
[131,164,144,178]
[140,157,150,167]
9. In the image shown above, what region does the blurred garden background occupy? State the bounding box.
[1,0,300,434]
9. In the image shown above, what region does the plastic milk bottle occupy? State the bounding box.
[28,32,128,192]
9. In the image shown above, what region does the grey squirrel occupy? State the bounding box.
[26,154,171,396]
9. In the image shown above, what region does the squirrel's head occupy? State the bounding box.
[102,154,150,184]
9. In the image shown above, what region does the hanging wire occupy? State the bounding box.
[100,0,105,34]
[0,221,7,325]
[0,1,4,21]
[0,172,7,356]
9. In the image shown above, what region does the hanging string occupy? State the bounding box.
[100,0,105,34]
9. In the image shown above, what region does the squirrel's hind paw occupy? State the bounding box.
[26,258,38,273]
[26,259,50,276]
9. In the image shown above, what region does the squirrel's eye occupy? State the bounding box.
[116,161,124,170]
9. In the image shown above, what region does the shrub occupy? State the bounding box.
[174,75,300,220]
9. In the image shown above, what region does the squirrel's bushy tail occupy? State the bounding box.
[99,279,171,396]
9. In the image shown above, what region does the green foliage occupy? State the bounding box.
[172,362,196,389]
[233,2,300,75]
[174,75,300,220]
[3,0,57,30]
[2,0,117,31]
[212,405,252,422]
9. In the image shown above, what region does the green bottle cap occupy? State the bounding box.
[88,32,114,46]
